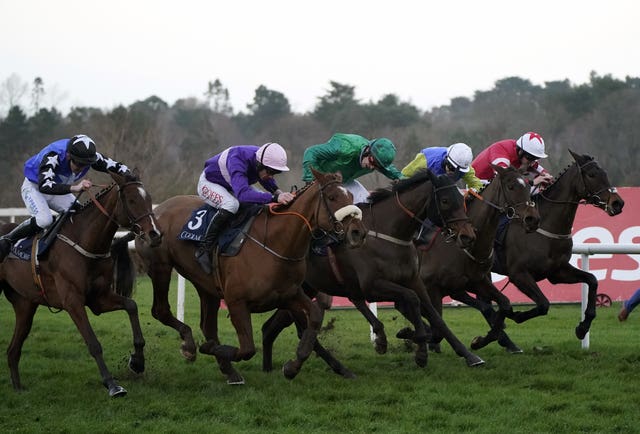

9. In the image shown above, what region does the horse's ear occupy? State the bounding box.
[568,149,581,162]
[426,168,437,184]
[492,164,506,176]
[132,167,141,178]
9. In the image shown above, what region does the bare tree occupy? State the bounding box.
[0,73,28,112]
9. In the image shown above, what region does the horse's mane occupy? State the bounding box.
[538,153,595,194]
[75,172,141,211]
[368,169,435,204]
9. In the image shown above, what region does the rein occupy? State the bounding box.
[248,179,361,261]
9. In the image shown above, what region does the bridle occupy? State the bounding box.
[467,174,536,221]
[390,181,468,243]
[253,179,362,261]
[538,160,617,211]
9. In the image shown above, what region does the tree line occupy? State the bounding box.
[0,71,638,206]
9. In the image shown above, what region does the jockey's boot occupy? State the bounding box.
[0,217,41,262]
[195,209,234,274]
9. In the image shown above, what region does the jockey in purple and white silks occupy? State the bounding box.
[194,142,295,274]
[0,134,131,262]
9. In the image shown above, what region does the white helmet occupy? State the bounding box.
[516,132,547,159]
[446,143,473,173]
[256,142,290,172]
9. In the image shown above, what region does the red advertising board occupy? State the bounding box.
[330,187,639,307]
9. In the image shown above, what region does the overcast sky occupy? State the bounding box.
[2,0,638,115]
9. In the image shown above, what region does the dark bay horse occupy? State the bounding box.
[0,171,162,397]
[133,168,366,384]
[418,165,540,352]
[475,150,624,349]
[261,170,484,373]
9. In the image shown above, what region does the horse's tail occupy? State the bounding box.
[111,232,137,297]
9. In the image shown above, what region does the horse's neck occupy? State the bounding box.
[537,165,581,233]
[365,188,426,240]
[257,190,320,256]
[62,189,120,251]
[467,184,503,254]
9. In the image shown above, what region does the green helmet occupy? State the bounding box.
[369,138,396,168]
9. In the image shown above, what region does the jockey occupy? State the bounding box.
[401,143,483,191]
[195,142,295,274]
[0,135,131,262]
[302,133,402,203]
[472,132,554,188]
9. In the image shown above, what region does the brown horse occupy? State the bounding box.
[0,170,162,397]
[471,150,624,349]
[133,168,366,384]
[261,170,484,373]
[417,165,540,352]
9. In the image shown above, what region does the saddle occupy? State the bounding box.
[9,211,72,261]
[178,203,263,256]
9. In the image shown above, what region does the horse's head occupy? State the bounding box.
[311,167,366,248]
[112,169,163,247]
[569,149,624,216]
[493,165,540,232]
[427,171,476,248]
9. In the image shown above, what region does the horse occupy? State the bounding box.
[0,170,162,397]
[261,169,484,374]
[417,165,540,353]
[133,168,366,384]
[471,149,624,350]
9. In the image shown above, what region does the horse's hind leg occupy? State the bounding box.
[148,263,197,361]
[5,289,38,391]
[65,300,127,397]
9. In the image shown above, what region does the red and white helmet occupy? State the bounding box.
[516,132,547,159]
[256,142,290,171]
[446,143,473,173]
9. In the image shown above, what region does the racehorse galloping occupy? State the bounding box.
[262,170,484,373]
[418,165,539,352]
[0,170,162,397]
[486,150,624,347]
[134,168,366,384]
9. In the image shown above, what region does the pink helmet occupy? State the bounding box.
[256,142,290,171]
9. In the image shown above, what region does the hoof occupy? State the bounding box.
[470,335,485,350]
[374,337,388,355]
[466,354,485,367]
[505,344,524,354]
[575,325,588,340]
[109,385,127,398]
[282,360,299,380]
[128,355,145,374]
[428,342,441,353]
[341,369,357,379]
[396,327,415,340]
[226,375,245,385]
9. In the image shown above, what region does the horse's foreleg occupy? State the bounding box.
[5,289,37,391]
[351,298,388,354]
[282,290,322,380]
[197,290,243,383]
[469,280,517,352]
[88,291,146,375]
[368,279,428,368]
[261,308,295,372]
[508,272,550,324]
[548,264,599,340]
[148,263,196,361]
[412,280,484,367]
[65,299,126,398]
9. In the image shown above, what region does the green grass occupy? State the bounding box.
[1,276,639,433]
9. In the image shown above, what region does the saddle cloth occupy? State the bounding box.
[177,203,262,256]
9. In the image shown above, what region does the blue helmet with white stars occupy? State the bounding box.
[67,135,98,165]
